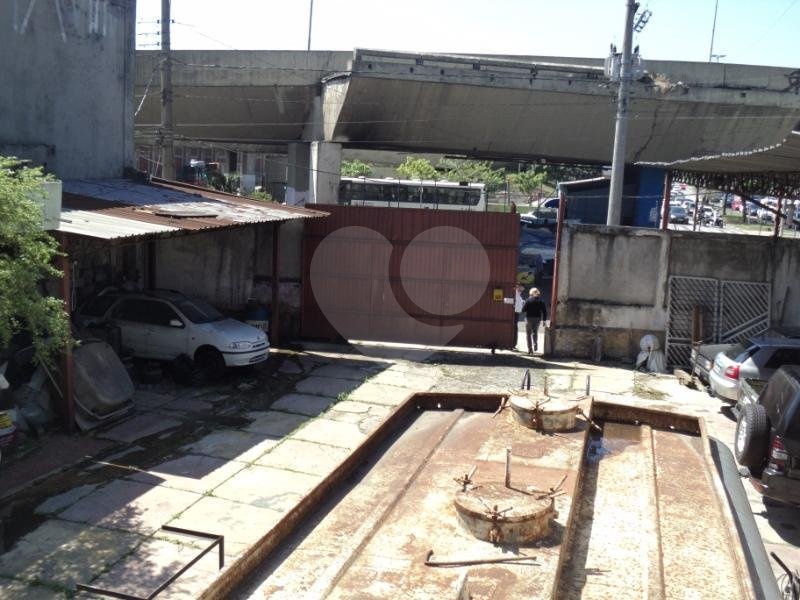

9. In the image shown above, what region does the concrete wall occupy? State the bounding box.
[155,228,257,310]
[154,220,306,339]
[552,225,800,361]
[1,1,134,179]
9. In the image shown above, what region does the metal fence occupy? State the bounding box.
[666,276,770,367]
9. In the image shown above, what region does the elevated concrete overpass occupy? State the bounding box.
[134,49,800,203]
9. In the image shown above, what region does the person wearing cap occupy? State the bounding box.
[522,287,547,355]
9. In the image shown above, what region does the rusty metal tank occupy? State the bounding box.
[454,482,558,544]
[507,391,581,432]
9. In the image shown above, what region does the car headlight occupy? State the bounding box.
[229,341,254,350]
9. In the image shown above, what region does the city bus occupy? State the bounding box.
[338,177,487,211]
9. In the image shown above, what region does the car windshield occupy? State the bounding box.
[172,298,224,324]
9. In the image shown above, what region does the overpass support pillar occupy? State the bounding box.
[309,141,342,205]
[286,142,310,206]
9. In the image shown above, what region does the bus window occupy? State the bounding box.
[338,181,351,205]
[421,187,436,205]
[378,183,397,206]
[363,184,380,202]
[466,190,481,206]
[405,186,421,204]
[350,183,366,202]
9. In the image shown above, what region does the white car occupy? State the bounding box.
[76,290,269,376]
[708,336,800,402]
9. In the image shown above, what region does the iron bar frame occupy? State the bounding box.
[75,525,224,600]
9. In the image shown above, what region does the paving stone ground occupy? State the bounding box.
[3,340,799,598]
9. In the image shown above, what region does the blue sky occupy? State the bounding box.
[136,0,799,67]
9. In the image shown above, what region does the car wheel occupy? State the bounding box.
[195,347,226,381]
[172,354,198,385]
[734,403,769,469]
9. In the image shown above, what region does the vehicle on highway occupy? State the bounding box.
[705,336,800,402]
[338,177,486,211]
[75,289,269,377]
[669,205,689,224]
[735,365,800,505]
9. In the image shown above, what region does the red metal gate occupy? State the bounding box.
[301,205,518,348]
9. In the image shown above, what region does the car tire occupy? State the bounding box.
[734,403,769,469]
[195,347,227,381]
[172,354,198,386]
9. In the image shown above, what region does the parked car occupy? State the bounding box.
[706,336,800,402]
[736,377,767,415]
[757,206,776,223]
[734,365,800,505]
[669,205,689,224]
[75,290,269,377]
[517,253,543,286]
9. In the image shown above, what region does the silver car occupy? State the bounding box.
[708,336,800,402]
[76,290,269,376]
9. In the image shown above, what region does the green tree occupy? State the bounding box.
[0,158,71,364]
[341,159,373,178]
[396,156,438,180]
[438,159,506,193]
[248,190,273,202]
[509,168,548,203]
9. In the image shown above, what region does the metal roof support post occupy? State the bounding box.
[549,188,567,334]
[661,171,672,231]
[606,0,638,226]
[56,232,76,433]
[271,221,282,346]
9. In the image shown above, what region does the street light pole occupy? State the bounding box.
[606,0,638,226]
[708,0,720,62]
[307,0,314,51]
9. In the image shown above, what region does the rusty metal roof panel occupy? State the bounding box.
[58,209,180,239]
[58,178,328,240]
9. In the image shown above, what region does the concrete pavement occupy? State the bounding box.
[0,335,798,598]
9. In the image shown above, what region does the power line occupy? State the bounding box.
[754,0,800,43]
[172,21,238,50]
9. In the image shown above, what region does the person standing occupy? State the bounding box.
[513,284,525,350]
[522,288,547,355]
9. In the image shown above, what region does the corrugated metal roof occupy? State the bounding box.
[58,177,327,241]
[638,131,800,173]
[58,209,179,239]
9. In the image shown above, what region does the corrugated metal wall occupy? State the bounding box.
[301,205,518,348]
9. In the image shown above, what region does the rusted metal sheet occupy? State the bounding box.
[301,205,519,348]
[59,178,327,241]
[198,392,758,599]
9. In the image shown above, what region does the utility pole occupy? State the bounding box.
[160,0,175,180]
[307,0,314,51]
[606,0,638,226]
